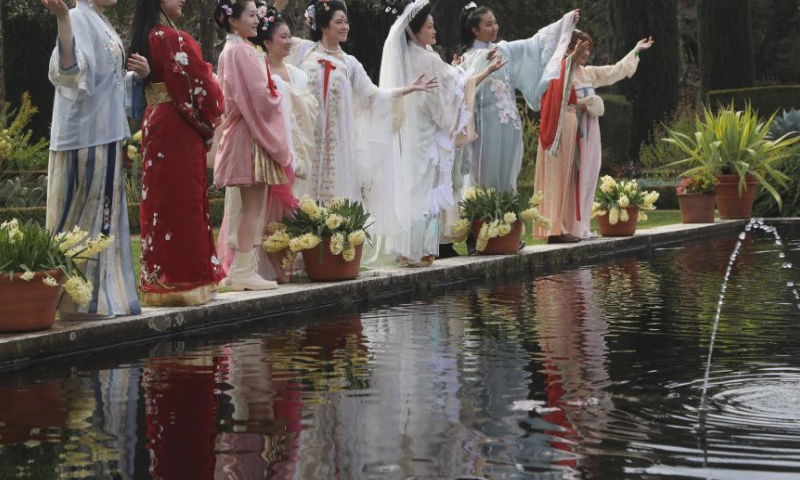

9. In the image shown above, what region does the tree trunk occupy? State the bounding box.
[610,0,681,159]
[698,0,756,97]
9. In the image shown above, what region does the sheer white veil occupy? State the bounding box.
[375,0,433,261]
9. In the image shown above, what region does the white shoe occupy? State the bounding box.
[228,251,279,291]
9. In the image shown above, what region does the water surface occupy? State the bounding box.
[2,227,800,479]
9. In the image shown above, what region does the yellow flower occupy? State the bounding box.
[330,232,345,255]
[330,197,347,209]
[498,224,512,236]
[347,229,366,247]
[289,233,321,252]
[600,175,617,194]
[42,275,59,287]
[486,221,500,239]
[638,210,649,222]
[342,245,356,262]
[263,231,291,253]
[21,271,35,281]
[451,219,471,244]
[78,235,114,258]
[486,187,496,196]
[127,144,138,160]
[266,222,287,234]
[530,191,544,207]
[281,252,296,271]
[325,214,343,230]
[64,276,93,306]
[299,196,322,220]
[619,207,630,223]
[503,212,517,225]
[465,186,483,201]
[609,208,620,225]
[618,195,630,208]
[132,130,142,142]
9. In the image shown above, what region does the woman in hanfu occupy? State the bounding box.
[214,0,293,291]
[379,0,504,266]
[457,4,578,194]
[43,0,150,318]
[217,5,318,283]
[567,30,653,239]
[129,0,226,306]
[532,36,592,244]
[287,0,438,238]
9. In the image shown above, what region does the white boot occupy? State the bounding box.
[228,251,278,291]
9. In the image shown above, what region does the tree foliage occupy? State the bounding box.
[697,0,756,95]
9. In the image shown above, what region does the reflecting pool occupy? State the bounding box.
[2,227,800,479]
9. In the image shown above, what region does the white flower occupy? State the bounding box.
[618,195,630,208]
[619,207,630,223]
[21,271,35,281]
[503,212,517,225]
[174,52,189,66]
[347,230,366,247]
[325,214,343,231]
[42,276,59,287]
[342,245,356,262]
[64,276,93,306]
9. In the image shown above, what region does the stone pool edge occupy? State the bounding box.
[0,219,781,370]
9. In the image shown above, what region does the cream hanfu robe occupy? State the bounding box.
[46,0,141,317]
[288,39,401,237]
[381,38,473,262]
[568,49,640,238]
[458,11,576,193]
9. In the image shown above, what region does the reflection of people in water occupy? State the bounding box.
[534,268,614,469]
[143,356,219,480]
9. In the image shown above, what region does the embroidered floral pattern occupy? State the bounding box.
[489,77,521,130]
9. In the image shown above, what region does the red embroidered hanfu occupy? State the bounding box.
[139,22,225,306]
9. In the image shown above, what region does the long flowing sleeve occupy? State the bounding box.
[497,10,576,111]
[151,27,224,142]
[584,49,640,89]
[48,10,96,101]
[225,44,291,166]
[350,57,401,236]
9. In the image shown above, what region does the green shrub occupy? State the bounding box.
[0,92,49,172]
[706,85,800,118]
[517,108,539,190]
[0,206,46,226]
[599,94,633,168]
[0,173,47,207]
[638,103,701,180]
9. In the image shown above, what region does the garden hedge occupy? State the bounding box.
[0,197,226,234]
[706,85,800,117]
[598,94,633,168]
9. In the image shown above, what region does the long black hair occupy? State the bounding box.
[307,0,347,42]
[250,3,288,46]
[214,0,255,33]
[128,0,162,83]
[459,4,492,49]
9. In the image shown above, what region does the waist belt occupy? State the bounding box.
[145,82,171,105]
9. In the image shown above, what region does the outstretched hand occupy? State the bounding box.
[452,54,463,67]
[485,53,508,75]
[409,74,439,93]
[42,0,69,18]
[573,40,591,61]
[635,36,655,53]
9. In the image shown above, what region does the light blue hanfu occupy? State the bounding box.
[459,11,576,192]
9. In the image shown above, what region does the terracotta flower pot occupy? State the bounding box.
[715,173,758,219]
[301,239,362,282]
[471,220,523,255]
[678,193,716,223]
[597,206,639,237]
[0,269,63,333]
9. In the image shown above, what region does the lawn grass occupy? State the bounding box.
[131,211,687,283]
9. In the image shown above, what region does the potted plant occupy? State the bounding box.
[592,176,659,237]
[262,196,371,282]
[122,130,142,170]
[0,219,113,332]
[451,187,551,254]
[664,103,799,219]
[676,171,717,223]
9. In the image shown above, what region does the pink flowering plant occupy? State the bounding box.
[676,171,717,195]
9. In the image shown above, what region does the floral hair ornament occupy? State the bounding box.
[305,4,317,29]
[464,1,477,11]
[218,0,233,16]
